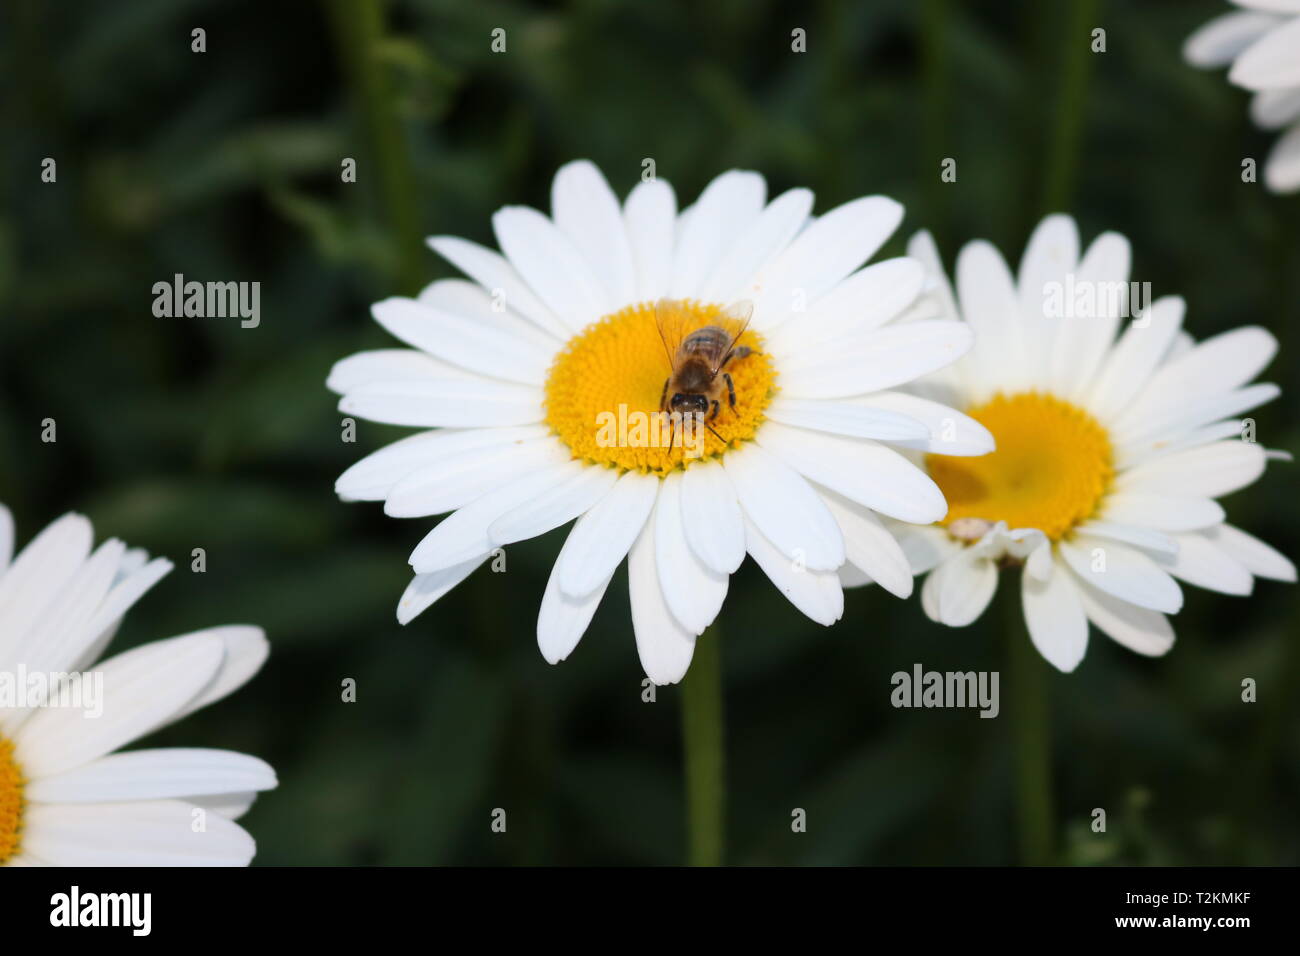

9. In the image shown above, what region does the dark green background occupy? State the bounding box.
[2,0,1296,865]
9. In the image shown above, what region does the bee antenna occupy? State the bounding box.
[706,422,726,444]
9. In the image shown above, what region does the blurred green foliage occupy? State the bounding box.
[1,0,1296,865]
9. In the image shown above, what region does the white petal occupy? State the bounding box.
[654,473,728,635]
[337,425,548,502]
[25,749,276,804]
[538,532,615,664]
[1156,532,1254,596]
[1021,556,1089,672]
[1101,493,1226,532]
[670,170,766,298]
[0,513,93,667]
[493,205,609,330]
[700,187,813,303]
[191,791,258,820]
[1072,576,1174,657]
[557,470,659,597]
[905,230,960,324]
[920,550,998,626]
[1251,86,1300,128]
[167,626,269,724]
[721,441,844,570]
[71,557,174,672]
[1184,10,1280,68]
[837,563,873,588]
[1202,523,1296,581]
[750,196,903,329]
[627,518,695,685]
[756,422,948,524]
[397,554,490,625]
[623,178,677,300]
[1051,231,1130,399]
[0,505,11,574]
[1019,215,1082,387]
[339,378,544,428]
[551,160,637,305]
[779,320,973,399]
[22,800,256,866]
[489,463,619,546]
[418,277,562,345]
[742,516,843,626]
[765,397,930,442]
[427,235,568,339]
[891,522,961,574]
[1117,441,1266,499]
[1115,326,1277,431]
[1058,537,1183,614]
[1086,295,1185,423]
[679,459,745,574]
[409,460,582,572]
[955,239,1022,394]
[326,348,480,394]
[385,437,569,518]
[1114,383,1280,453]
[851,391,994,456]
[1074,520,1177,555]
[764,257,924,358]
[1230,16,1300,90]
[1265,122,1300,192]
[370,297,551,385]
[817,488,914,598]
[15,632,226,778]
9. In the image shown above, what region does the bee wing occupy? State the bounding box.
[654,297,694,370]
[709,299,755,374]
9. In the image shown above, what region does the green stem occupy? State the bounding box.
[1003,588,1055,865]
[325,0,424,294]
[1041,0,1100,214]
[681,626,725,866]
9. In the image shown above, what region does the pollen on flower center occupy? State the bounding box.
[543,300,776,473]
[0,736,24,864]
[926,391,1114,541]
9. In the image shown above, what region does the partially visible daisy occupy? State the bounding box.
[890,216,1294,671]
[329,161,991,684]
[0,507,275,866]
[1185,0,1300,192]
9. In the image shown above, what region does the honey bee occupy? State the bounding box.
[656,298,755,445]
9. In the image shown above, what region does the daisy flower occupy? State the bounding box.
[1185,0,1300,193]
[892,216,1294,671]
[329,161,989,684]
[0,507,275,867]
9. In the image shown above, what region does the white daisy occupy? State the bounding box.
[1185,0,1300,192]
[891,216,1295,672]
[0,507,276,866]
[329,161,989,685]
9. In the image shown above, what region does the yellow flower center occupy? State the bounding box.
[926,391,1114,541]
[0,737,24,865]
[543,300,776,473]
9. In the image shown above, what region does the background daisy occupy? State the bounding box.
[0,508,276,866]
[894,217,1294,672]
[1185,0,1300,192]
[330,161,989,686]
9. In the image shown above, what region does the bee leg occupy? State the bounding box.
[710,399,721,421]
[659,378,669,412]
[722,346,752,369]
[723,373,736,410]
